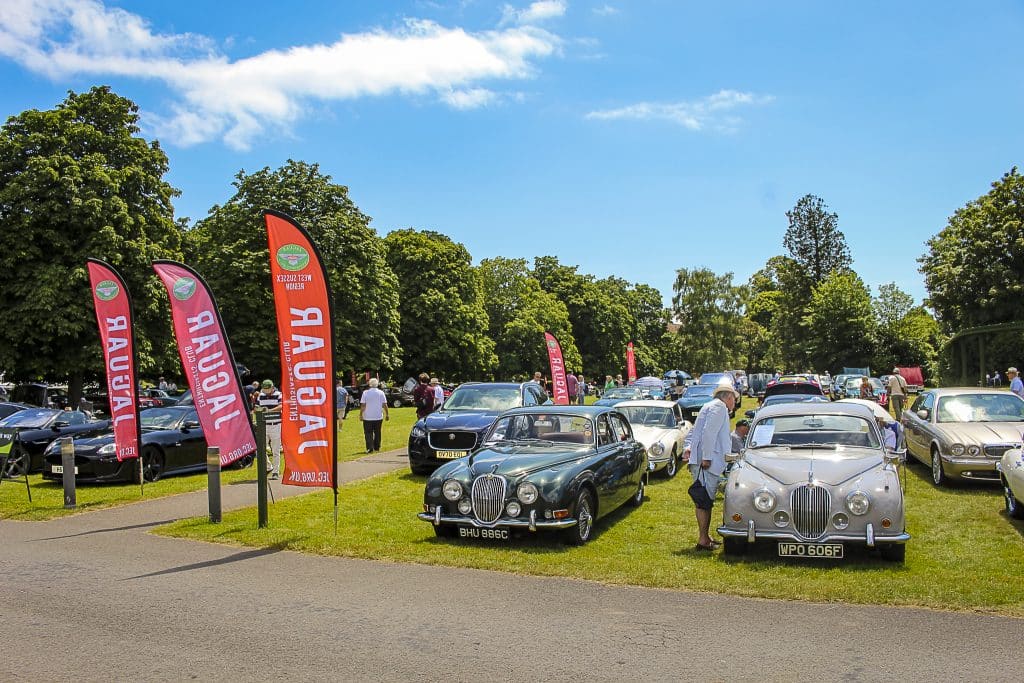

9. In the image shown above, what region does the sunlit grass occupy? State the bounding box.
[157,459,1024,616]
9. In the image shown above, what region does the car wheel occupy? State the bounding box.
[432,524,457,538]
[1004,478,1024,520]
[930,446,947,487]
[664,448,678,479]
[629,476,645,507]
[880,544,906,563]
[233,454,254,469]
[562,489,595,546]
[142,447,165,482]
[391,398,402,409]
[723,537,747,556]
[2,445,30,477]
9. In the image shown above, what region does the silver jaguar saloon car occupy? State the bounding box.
[717,402,909,563]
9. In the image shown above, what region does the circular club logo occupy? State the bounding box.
[172,276,197,301]
[547,339,557,349]
[94,279,120,301]
[276,244,310,272]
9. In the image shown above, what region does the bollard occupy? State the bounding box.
[61,437,76,510]
[255,409,268,528]
[207,446,221,523]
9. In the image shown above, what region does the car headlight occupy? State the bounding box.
[967,445,981,456]
[753,489,776,513]
[846,491,870,516]
[457,498,472,515]
[442,480,463,501]
[650,442,665,456]
[506,501,521,517]
[517,482,539,505]
[410,425,426,438]
[950,443,965,456]
[97,443,116,455]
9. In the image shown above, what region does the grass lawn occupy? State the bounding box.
[0,407,419,521]
[156,454,1024,616]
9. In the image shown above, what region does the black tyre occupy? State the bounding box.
[629,475,645,507]
[2,445,30,477]
[930,447,947,487]
[663,448,678,479]
[1004,478,1024,520]
[391,398,402,409]
[142,447,165,482]
[723,537,747,556]
[433,524,457,538]
[880,543,906,563]
[561,489,596,545]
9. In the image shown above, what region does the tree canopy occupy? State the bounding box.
[670,267,746,371]
[802,271,876,372]
[186,160,401,380]
[784,194,852,283]
[0,86,183,396]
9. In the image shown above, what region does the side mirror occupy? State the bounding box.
[744,409,755,419]
[885,448,907,463]
[725,452,739,463]
[52,421,69,430]
[916,409,930,420]
[182,420,201,432]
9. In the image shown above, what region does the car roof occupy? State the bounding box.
[752,401,876,421]
[498,405,614,417]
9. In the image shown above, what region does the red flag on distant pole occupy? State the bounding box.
[152,261,256,466]
[263,211,337,499]
[86,259,140,463]
[544,332,570,405]
[626,342,637,384]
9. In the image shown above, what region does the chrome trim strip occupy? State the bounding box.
[417,512,576,529]
[866,522,875,548]
[717,526,910,544]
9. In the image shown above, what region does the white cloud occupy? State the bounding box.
[0,0,561,149]
[592,4,618,16]
[585,90,773,132]
[502,1,567,26]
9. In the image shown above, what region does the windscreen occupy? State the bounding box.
[684,385,715,397]
[484,413,594,446]
[139,408,185,430]
[616,405,676,428]
[936,394,1024,423]
[0,408,57,428]
[749,414,880,449]
[444,385,522,411]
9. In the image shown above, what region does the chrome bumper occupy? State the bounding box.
[417,506,577,531]
[717,520,910,547]
[940,455,999,479]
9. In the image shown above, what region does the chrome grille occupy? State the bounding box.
[984,443,1021,458]
[791,485,830,539]
[429,430,478,451]
[471,474,507,525]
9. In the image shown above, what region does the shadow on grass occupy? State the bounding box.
[121,541,298,580]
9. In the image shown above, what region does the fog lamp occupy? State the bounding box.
[773,511,789,527]
[458,498,472,515]
[506,501,521,517]
[833,512,850,530]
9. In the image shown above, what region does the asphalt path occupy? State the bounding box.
[2,449,1021,682]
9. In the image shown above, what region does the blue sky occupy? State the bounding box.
[2,1,1022,308]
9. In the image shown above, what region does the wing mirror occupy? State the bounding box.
[744,409,755,419]
[181,420,201,432]
[52,421,69,430]
[725,452,739,463]
[885,447,907,464]
[916,409,930,420]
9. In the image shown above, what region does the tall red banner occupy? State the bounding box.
[264,211,336,489]
[152,261,256,466]
[544,332,570,405]
[626,342,637,384]
[87,259,140,462]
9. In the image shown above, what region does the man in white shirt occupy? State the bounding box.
[255,379,283,478]
[359,378,389,453]
[683,384,737,551]
[1009,367,1024,400]
[430,378,444,411]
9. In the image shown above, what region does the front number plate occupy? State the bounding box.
[458,526,509,540]
[51,465,79,474]
[778,542,843,558]
[435,450,469,460]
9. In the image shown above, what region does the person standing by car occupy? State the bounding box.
[859,377,874,400]
[577,374,587,404]
[1009,367,1024,399]
[359,378,389,453]
[335,379,347,430]
[413,373,434,419]
[683,385,737,551]
[430,378,444,412]
[730,419,750,453]
[565,371,579,405]
[255,379,283,478]
[888,368,908,418]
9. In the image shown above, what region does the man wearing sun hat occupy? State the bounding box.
[1008,367,1024,400]
[683,382,738,551]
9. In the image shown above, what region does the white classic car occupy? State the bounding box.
[614,400,691,478]
[718,402,909,562]
[997,447,1024,519]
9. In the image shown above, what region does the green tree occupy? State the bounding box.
[0,86,183,399]
[384,229,495,379]
[186,160,401,380]
[670,267,747,372]
[920,167,1024,333]
[784,194,852,283]
[478,257,581,378]
[802,271,876,372]
[872,282,915,368]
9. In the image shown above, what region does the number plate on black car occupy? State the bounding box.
[458,527,509,540]
[436,450,469,459]
[778,542,843,558]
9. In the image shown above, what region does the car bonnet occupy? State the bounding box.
[743,449,882,486]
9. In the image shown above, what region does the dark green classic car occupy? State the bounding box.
[418,405,648,545]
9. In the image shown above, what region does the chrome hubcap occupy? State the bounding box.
[932,454,941,483]
[578,499,592,539]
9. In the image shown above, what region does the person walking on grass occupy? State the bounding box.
[682,384,737,551]
[335,379,347,430]
[413,373,434,419]
[431,377,445,411]
[359,378,389,453]
[255,379,283,478]
[888,368,908,419]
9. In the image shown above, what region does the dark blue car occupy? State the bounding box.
[407,382,551,475]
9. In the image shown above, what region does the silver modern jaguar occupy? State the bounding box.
[717,402,909,562]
